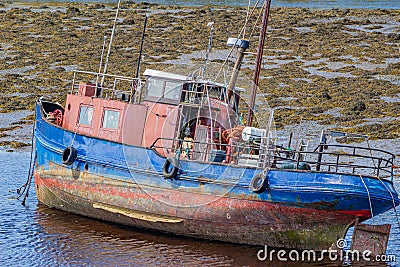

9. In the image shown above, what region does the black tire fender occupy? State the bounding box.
[250,173,268,193]
[162,157,179,179]
[62,146,77,166]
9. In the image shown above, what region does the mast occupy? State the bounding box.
[226,38,250,104]
[246,0,272,127]
[136,15,148,79]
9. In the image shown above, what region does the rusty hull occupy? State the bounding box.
[34,165,355,251]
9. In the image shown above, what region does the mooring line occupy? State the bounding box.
[16,109,37,204]
[21,152,36,206]
[359,174,374,224]
[377,176,400,229]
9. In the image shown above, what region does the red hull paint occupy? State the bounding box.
[336,210,371,220]
[34,170,358,250]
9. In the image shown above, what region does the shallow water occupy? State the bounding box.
[1,150,399,266]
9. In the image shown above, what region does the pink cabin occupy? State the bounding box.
[60,69,241,161]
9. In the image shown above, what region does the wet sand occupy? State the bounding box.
[0,2,399,150]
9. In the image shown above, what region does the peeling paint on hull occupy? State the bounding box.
[35,170,356,250]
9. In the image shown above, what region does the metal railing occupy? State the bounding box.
[268,143,394,180]
[71,70,143,103]
[150,137,395,180]
[150,137,262,167]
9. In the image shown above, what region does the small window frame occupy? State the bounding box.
[77,105,94,127]
[101,108,121,130]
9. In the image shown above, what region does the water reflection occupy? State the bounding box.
[1,151,399,266]
[33,205,389,267]
[34,205,360,266]
[33,205,260,266]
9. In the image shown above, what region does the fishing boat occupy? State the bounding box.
[32,0,399,250]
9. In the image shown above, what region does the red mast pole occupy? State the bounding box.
[246,0,272,127]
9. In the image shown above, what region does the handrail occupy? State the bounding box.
[273,153,393,176]
[71,70,143,103]
[150,137,395,180]
[313,143,396,159]
[271,144,395,180]
[73,70,139,81]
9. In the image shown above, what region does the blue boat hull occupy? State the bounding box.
[33,102,399,250]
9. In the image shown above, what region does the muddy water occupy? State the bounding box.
[1,150,399,266]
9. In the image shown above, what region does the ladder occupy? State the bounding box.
[258,135,268,168]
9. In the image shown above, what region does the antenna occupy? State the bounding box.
[202,21,214,79]
[101,0,122,87]
[96,35,107,90]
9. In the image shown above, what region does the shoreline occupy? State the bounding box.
[0,2,399,152]
[3,1,400,9]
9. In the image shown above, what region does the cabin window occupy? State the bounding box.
[145,78,182,103]
[164,81,181,101]
[102,109,120,129]
[78,106,93,126]
[147,78,164,98]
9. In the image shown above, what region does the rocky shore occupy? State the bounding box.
[0,2,399,151]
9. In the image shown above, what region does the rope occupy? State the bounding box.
[16,110,36,195]
[211,0,262,84]
[362,140,400,229]
[21,152,36,206]
[376,177,400,229]
[146,105,168,118]
[359,174,374,224]
[242,0,262,41]
[207,0,264,132]
[16,108,37,205]
[262,166,270,178]
[243,0,251,39]
[249,3,265,39]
